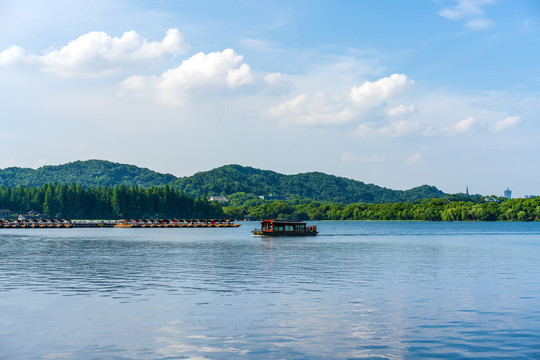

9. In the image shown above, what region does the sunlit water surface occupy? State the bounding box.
[1,221,540,359]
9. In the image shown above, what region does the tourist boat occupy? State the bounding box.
[114,220,136,228]
[252,219,318,237]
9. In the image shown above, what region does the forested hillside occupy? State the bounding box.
[0,160,177,188]
[1,160,536,222]
[174,164,447,204]
[0,160,447,204]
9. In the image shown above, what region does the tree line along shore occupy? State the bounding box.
[1,183,539,222]
[227,197,540,222]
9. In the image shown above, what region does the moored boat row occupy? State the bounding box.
[112,219,240,228]
[0,219,74,228]
[1,219,240,229]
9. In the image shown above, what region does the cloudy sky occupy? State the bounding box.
[1,0,539,196]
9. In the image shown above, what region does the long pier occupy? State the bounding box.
[0,219,240,229]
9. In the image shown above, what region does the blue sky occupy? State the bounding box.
[1,0,539,197]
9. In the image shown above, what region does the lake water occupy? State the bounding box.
[1,221,540,360]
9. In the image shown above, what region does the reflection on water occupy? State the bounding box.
[1,222,540,359]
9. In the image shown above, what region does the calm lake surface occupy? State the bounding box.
[1,221,540,360]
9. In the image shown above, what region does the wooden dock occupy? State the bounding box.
[0,219,240,229]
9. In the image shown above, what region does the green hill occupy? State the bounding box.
[174,164,447,204]
[0,160,177,188]
[0,160,447,204]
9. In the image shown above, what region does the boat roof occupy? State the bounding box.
[261,219,307,225]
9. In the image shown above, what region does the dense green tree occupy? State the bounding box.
[234,197,540,222]
[0,183,224,219]
[42,185,59,218]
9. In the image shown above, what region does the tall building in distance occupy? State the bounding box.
[504,187,512,199]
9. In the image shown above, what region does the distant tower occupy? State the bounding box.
[466,186,469,196]
[504,187,512,199]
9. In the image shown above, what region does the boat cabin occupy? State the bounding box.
[253,219,317,236]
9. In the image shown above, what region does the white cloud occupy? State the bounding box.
[443,116,478,135]
[379,120,422,137]
[407,152,423,164]
[0,29,189,77]
[268,94,307,116]
[227,63,253,87]
[341,152,356,163]
[267,74,413,126]
[465,18,493,30]
[359,154,384,162]
[350,74,413,108]
[119,49,255,105]
[350,89,526,140]
[0,45,26,65]
[268,92,356,126]
[340,151,384,163]
[261,72,294,96]
[438,0,494,20]
[355,120,420,138]
[354,122,376,138]
[387,104,417,116]
[160,49,251,89]
[438,0,495,31]
[264,72,285,85]
[491,116,521,132]
[239,38,278,53]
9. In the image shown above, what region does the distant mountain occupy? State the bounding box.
[173,164,447,204]
[0,160,177,188]
[0,160,447,204]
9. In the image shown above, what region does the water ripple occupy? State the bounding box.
[1,223,540,359]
